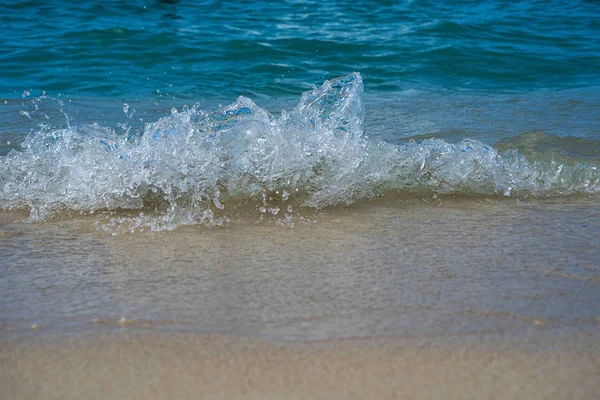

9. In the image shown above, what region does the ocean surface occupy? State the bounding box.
[1,0,600,346]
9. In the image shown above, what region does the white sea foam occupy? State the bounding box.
[1,73,599,230]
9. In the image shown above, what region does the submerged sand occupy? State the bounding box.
[1,195,599,339]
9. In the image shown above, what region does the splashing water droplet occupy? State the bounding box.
[268,207,280,215]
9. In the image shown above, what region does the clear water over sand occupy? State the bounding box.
[2,196,599,340]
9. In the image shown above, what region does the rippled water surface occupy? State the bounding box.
[2,197,599,339]
[1,0,599,98]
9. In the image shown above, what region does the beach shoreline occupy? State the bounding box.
[2,196,599,398]
[2,195,599,338]
[2,0,600,398]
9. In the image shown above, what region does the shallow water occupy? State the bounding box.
[1,196,599,341]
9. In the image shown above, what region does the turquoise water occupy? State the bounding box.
[2,0,599,97]
[1,0,600,230]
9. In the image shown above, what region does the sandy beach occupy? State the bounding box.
[2,329,599,400]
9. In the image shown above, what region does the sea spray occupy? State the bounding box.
[1,73,599,230]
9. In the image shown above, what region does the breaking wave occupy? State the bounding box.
[1,73,599,230]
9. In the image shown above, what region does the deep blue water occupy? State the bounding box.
[1,0,599,98]
[1,0,600,228]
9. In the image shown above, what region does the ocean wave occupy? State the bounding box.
[1,73,599,230]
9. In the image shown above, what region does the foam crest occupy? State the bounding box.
[1,74,599,230]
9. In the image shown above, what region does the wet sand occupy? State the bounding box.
[2,330,599,400]
[1,195,600,398]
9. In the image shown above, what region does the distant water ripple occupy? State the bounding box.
[0,0,598,98]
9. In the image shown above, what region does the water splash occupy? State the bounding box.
[1,73,599,230]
